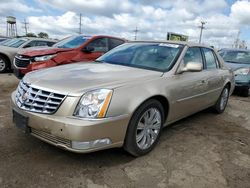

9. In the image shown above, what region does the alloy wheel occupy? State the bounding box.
[0,59,6,72]
[136,108,162,150]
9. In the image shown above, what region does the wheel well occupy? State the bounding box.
[143,95,169,122]
[0,53,11,67]
[225,82,231,91]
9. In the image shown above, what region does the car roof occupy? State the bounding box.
[128,40,214,49]
[71,34,126,41]
[219,48,250,52]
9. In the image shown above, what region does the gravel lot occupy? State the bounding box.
[0,73,250,188]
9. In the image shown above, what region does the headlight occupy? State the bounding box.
[34,54,56,62]
[74,89,113,118]
[234,68,250,75]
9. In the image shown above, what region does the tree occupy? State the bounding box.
[26,33,37,37]
[38,32,49,39]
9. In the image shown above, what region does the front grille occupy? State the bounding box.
[14,56,31,68]
[15,80,66,114]
[31,128,71,147]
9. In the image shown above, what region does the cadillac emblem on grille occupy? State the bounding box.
[21,89,30,103]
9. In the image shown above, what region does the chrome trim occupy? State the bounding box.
[177,88,222,102]
[68,114,130,122]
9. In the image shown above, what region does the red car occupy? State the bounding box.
[13,35,126,78]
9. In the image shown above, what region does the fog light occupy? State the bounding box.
[71,138,112,150]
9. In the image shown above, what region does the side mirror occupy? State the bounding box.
[179,62,203,73]
[82,46,94,53]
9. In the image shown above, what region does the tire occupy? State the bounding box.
[241,87,250,97]
[213,86,230,114]
[0,55,9,73]
[124,99,165,157]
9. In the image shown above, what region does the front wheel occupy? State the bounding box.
[0,55,9,73]
[124,99,164,157]
[213,86,229,114]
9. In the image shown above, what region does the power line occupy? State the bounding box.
[22,19,29,35]
[133,26,139,40]
[198,21,206,44]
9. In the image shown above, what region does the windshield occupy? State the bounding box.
[54,35,90,49]
[220,50,250,64]
[97,43,183,72]
[2,38,28,48]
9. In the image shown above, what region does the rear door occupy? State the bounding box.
[201,48,224,105]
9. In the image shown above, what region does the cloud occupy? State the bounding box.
[40,0,135,17]
[0,0,41,16]
[1,0,249,48]
[230,0,250,25]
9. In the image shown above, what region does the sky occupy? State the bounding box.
[0,0,250,48]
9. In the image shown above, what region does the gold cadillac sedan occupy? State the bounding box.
[11,41,235,156]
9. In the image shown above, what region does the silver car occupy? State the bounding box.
[0,37,56,73]
[11,41,235,156]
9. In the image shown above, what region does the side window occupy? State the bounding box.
[203,48,217,69]
[47,41,55,47]
[36,41,49,46]
[23,41,36,48]
[183,47,203,67]
[109,38,124,50]
[86,38,108,52]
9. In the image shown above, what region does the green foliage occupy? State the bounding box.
[37,32,49,39]
[26,33,37,37]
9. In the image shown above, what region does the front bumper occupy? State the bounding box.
[11,92,130,153]
[235,75,250,88]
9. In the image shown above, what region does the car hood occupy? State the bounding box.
[225,61,250,70]
[23,62,163,96]
[18,47,73,57]
[0,45,18,54]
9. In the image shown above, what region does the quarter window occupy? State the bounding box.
[183,47,203,67]
[203,48,217,69]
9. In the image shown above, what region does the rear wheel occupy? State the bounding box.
[213,86,229,114]
[0,55,9,73]
[124,99,164,157]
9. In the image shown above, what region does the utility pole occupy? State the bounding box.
[22,19,29,35]
[198,21,206,44]
[133,26,139,40]
[79,13,82,34]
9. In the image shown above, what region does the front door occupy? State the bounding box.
[168,47,209,122]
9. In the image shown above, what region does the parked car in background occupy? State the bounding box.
[12,41,234,156]
[0,37,56,73]
[13,35,126,78]
[219,49,250,97]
